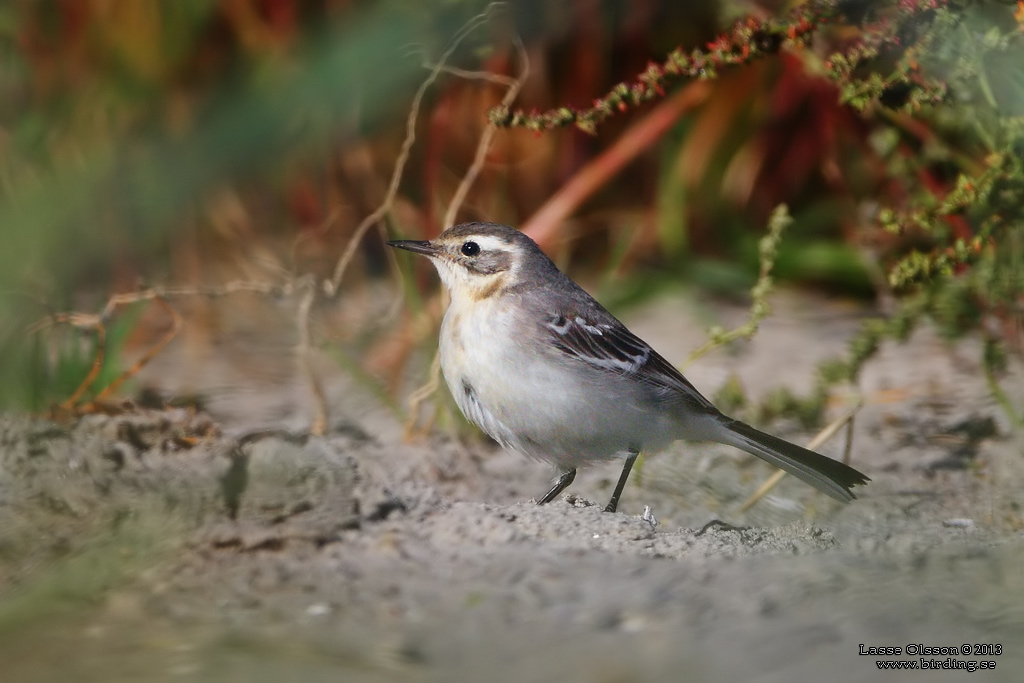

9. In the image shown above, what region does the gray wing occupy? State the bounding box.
[543,311,721,415]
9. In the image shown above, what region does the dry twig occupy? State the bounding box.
[31,294,189,410]
[96,297,183,401]
[403,29,530,437]
[326,4,504,297]
[303,3,518,433]
[295,276,328,435]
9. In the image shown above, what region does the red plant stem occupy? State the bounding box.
[522,80,711,249]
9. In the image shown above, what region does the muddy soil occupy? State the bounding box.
[1,290,1022,682]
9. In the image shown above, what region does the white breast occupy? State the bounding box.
[439,297,522,451]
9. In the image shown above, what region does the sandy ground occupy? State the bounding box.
[1,289,1023,682]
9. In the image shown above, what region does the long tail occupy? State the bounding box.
[718,419,869,503]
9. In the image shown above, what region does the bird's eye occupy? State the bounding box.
[460,241,480,257]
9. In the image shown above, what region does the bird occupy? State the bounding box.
[388,222,869,513]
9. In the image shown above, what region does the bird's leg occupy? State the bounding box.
[537,469,577,505]
[604,450,639,513]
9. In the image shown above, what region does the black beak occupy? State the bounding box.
[387,240,440,257]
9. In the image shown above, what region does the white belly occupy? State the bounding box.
[439,300,682,470]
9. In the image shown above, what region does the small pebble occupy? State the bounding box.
[305,603,331,617]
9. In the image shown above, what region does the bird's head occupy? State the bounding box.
[388,222,542,301]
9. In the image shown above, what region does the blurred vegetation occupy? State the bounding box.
[0,0,1020,426]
